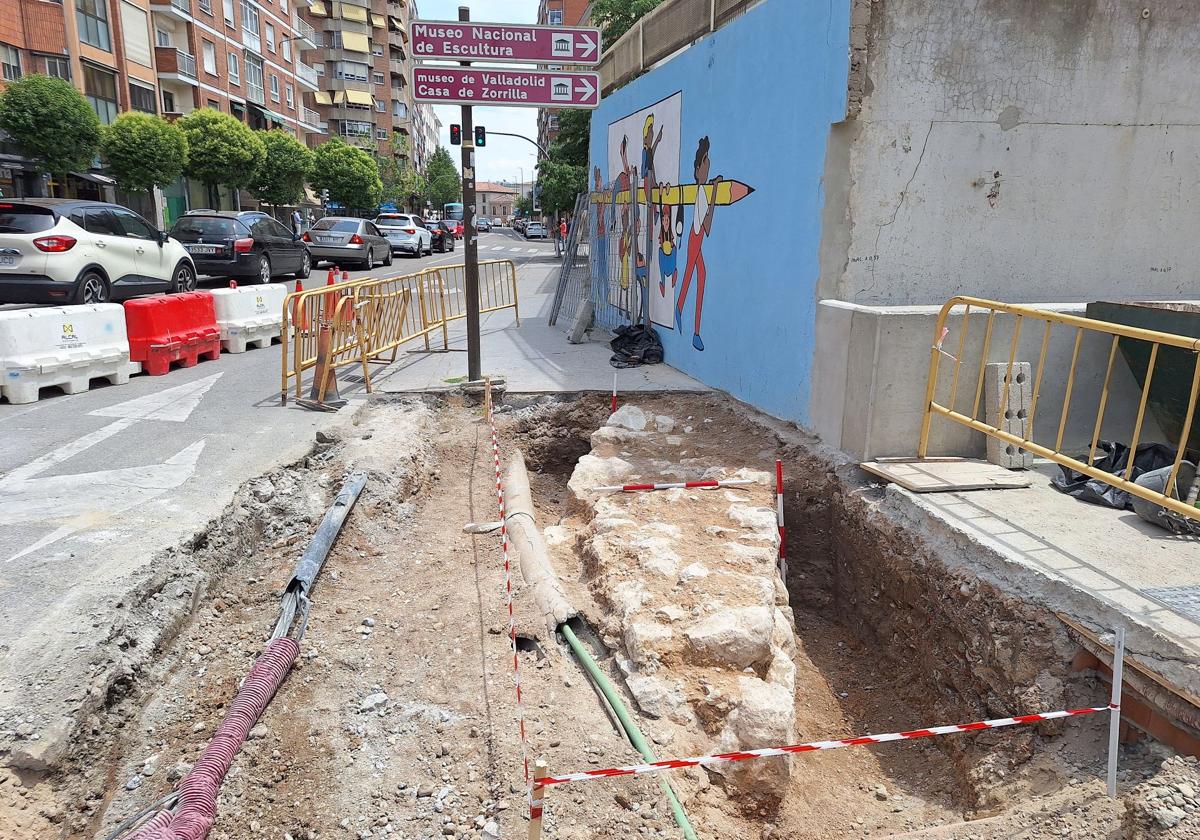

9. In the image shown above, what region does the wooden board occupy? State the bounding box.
[860,458,1033,492]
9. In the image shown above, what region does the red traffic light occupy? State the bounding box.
[450,124,462,145]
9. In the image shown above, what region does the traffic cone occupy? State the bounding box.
[341,269,349,283]
[229,279,238,289]
[324,269,337,320]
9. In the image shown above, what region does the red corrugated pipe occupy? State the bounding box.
[126,637,299,840]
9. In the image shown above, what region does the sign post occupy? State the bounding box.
[415,15,601,385]
[458,5,481,383]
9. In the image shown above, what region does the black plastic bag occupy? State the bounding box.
[610,324,663,368]
[1051,441,1177,510]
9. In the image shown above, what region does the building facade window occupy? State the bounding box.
[375,128,387,140]
[269,74,279,101]
[339,120,372,137]
[156,27,171,46]
[392,100,407,118]
[371,71,384,85]
[245,53,265,103]
[77,0,112,52]
[334,61,368,81]
[0,45,20,82]
[202,40,217,75]
[43,55,71,80]
[285,82,293,107]
[198,0,213,14]
[83,64,119,124]
[222,0,234,26]
[240,0,260,50]
[129,82,157,113]
[162,89,176,112]
[265,23,275,52]
[282,39,291,61]
[548,9,563,24]
[228,51,240,84]
[208,98,220,109]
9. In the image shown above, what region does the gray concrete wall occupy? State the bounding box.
[821,0,1200,307]
[811,299,1170,460]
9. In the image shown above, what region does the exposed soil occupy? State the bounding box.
[2,392,1197,840]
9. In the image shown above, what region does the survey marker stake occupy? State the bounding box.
[1107,626,1126,797]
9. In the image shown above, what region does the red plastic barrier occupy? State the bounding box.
[123,292,221,376]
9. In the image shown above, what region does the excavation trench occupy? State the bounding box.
[10,392,1195,840]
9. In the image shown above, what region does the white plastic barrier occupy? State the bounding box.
[0,304,136,405]
[210,284,288,353]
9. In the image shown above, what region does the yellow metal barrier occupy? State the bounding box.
[280,260,520,403]
[918,296,1200,522]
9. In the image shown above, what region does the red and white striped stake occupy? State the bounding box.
[534,704,1112,789]
[591,478,756,493]
[484,381,530,786]
[610,372,618,414]
[775,459,786,580]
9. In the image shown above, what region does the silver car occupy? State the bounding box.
[374,213,432,257]
[303,217,392,270]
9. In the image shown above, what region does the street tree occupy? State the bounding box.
[249,130,313,212]
[547,109,590,168]
[515,193,534,218]
[178,108,266,206]
[535,159,587,219]
[101,112,188,194]
[0,74,102,188]
[590,0,664,43]
[310,138,382,210]
[424,146,461,210]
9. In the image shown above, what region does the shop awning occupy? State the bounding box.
[71,171,117,185]
[344,89,374,106]
[340,31,370,53]
[313,90,333,105]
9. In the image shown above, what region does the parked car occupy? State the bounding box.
[430,221,456,253]
[475,217,491,232]
[374,213,432,257]
[169,211,310,284]
[0,198,196,305]
[513,218,526,234]
[524,221,547,239]
[302,217,392,269]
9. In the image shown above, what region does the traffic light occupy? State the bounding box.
[474,125,486,147]
[450,124,461,145]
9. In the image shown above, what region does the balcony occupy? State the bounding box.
[155,47,198,84]
[293,15,319,48]
[150,0,192,21]
[388,31,405,49]
[388,59,405,78]
[296,62,318,88]
[300,106,327,132]
[242,26,261,53]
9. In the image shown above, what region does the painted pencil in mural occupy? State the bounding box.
[590,180,755,207]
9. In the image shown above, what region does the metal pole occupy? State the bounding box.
[459,4,481,382]
[1106,626,1125,797]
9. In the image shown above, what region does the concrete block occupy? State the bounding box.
[985,362,1033,469]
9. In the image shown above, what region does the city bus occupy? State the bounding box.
[443,202,464,221]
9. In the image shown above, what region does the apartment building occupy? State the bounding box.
[302,0,417,169]
[534,0,591,152]
[410,100,438,173]
[476,181,515,221]
[0,0,326,209]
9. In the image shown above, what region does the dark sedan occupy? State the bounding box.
[169,212,311,283]
[431,220,456,253]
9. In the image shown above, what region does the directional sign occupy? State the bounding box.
[412,20,602,65]
[412,67,600,109]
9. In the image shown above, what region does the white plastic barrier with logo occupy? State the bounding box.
[210,284,288,353]
[0,304,137,404]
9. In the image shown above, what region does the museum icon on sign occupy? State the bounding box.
[551,78,571,101]
[551,34,573,57]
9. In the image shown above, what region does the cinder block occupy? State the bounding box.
[985,362,1033,469]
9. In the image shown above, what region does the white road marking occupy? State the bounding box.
[491,246,505,251]
[89,372,222,422]
[527,249,538,254]
[509,248,522,253]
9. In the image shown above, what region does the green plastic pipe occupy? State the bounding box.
[559,622,700,840]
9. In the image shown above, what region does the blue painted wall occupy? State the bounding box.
[589,0,849,424]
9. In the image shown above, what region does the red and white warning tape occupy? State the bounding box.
[592,478,756,493]
[485,383,529,785]
[534,705,1112,788]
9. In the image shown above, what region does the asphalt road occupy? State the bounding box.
[0,228,557,765]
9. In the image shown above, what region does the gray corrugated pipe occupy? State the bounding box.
[502,452,699,839]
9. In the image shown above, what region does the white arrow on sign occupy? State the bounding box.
[575,77,596,100]
[578,32,597,57]
[1,372,222,562]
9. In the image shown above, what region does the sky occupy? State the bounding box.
[413,0,542,186]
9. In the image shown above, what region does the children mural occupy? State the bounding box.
[593,91,754,351]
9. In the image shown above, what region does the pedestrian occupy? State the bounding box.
[559,217,568,247]
[307,208,315,229]
[292,207,303,235]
